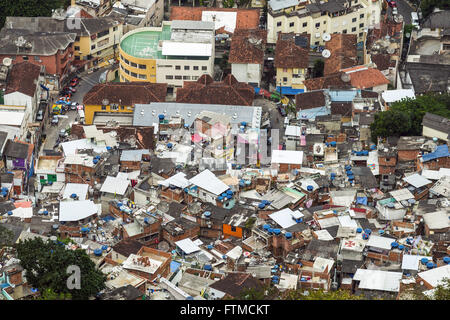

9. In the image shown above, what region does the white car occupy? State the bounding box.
[70,102,78,110]
[392,7,398,15]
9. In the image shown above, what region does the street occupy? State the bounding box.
[395,0,415,25]
[41,68,109,152]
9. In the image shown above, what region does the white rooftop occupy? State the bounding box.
[314,229,334,241]
[189,169,229,196]
[422,210,450,230]
[401,254,431,271]
[381,89,415,103]
[284,125,302,137]
[62,183,89,200]
[271,150,303,165]
[175,238,201,255]
[159,172,190,189]
[162,42,212,57]
[403,173,432,188]
[353,269,403,292]
[59,200,99,222]
[269,208,300,229]
[418,264,450,288]
[122,253,162,275]
[366,235,395,250]
[0,111,25,126]
[100,175,130,195]
[390,188,415,201]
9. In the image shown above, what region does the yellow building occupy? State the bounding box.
[72,18,123,68]
[118,21,215,93]
[274,33,309,95]
[267,0,382,46]
[82,82,167,125]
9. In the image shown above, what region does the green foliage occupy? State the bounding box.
[244,217,256,230]
[237,284,278,300]
[432,278,450,300]
[370,93,450,143]
[16,237,106,300]
[313,59,324,78]
[0,0,69,29]
[419,0,450,18]
[38,288,72,300]
[0,225,14,248]
[223,0,236,8]
[404,24,414,40]
[219,52,230,71]
[284,288,366,300]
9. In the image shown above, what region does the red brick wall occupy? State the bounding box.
[378,156,397,167]
[398,150,419,162]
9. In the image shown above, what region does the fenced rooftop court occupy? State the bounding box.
[120,25,172,60]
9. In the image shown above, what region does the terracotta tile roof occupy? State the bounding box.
[5,62,41,97]
[295,90,326,110]
[274,33,309,69]
[169,7,260,32]
[228,29,267,65]
[304,72,349,91]
[83,82,167,106]
[370,53,393,72]
[330,102,352,116]
[305,67,389,90]
[324,34,357,75]
[342,66,390,89]
[209,272,262,298]
[176,74,254,106]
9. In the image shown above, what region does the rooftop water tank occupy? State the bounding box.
[93,158,98,164]
[102,245,108,251]
[356,228,362,233]
[71,193,77,198]
[204,264,212,271]
[364,229,372,235]
[204,211,211,217]
[398,245,404,250]
[7,211,13,215]
[443,257,450,264]
[167,143,173,148]
[207,245,213,250]
[391,242,399,248]
[285,232,292,239]
[330,141,336,147]
[94,249,102,256]
[421,258,429,264]
[307,185,314,192]
[258,203,265,209]
[263,224,270,230]
[426,262,434,269]
[273,229,281,235]
[158,114,165,120]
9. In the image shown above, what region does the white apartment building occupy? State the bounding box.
[267,0,382,46]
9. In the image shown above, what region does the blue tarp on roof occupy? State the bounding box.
[356,197,368,205]
[170,261,181,273]
[254,87,260,94]
[328,89,358,102]
[422,145,449,162]
[276,86,304,95]
[297,106,330,120]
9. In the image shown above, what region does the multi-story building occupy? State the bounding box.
[3,16,123,72]
[274,33,310,95]
[109,0,164,33]
[119,20,215,94]
[0,29,75,83]
[267,0,382,47]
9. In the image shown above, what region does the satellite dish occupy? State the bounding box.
[387,47,395,54]
[322,49,331,58]
[2,58,12,67]
[322,33,331,41]
[341,73,351,82]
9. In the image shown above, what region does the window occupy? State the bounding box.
[75,36,80,41]
[110,104,119,110]
[166,75,173,80]
[175,75,182,80]
[352,27,356,32]
[183,76,190,80]
[75,46,80,51]
[91,44,96,50]
[289,22,294,27]
[130,62,137,68]
[359,23,364,28]
[124,59,129,65]
[175,65,181,70]
[130,72,137,78]
[101,105,106,110]
[138,64,146,69]
[277,21,282,27]
[22,56,29,60]
[184,66,189,70]
[359,32,363,37]
[302,22,307,27]
[283,77,287,82]
[202,66,207,71]
[314,41,319,45]
[323,20,326,24]
[352,18,357,23]
[193,66,199,70]
[97,29,109,38]
[360,14,364,18]
[343,29,347,34]
[138,74,147,79]
[231,226,237,232]
[444,44,450,50]
[315,22,320,28]
[113,26,117,32]
[121,106,125,110]
[35,56,41,61]
[192,76,199,80]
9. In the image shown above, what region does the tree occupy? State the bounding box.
[16,237,106,300]
[370,93,450,143]
[432,278,450,300]
[0,0,69,29]
[38,288,72,300]
[0,225,14,248]
[419,0,450,18]
[313,59,324,78]
[283,288,366,300]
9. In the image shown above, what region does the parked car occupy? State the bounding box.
[36,110,44,121]
[388,0,397,7]
[70,102,78,110]
[51,115,59,125]
[59,129,67,137]
[70,79,79,87]
[392,7,398,15]
[64,86,77,93]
